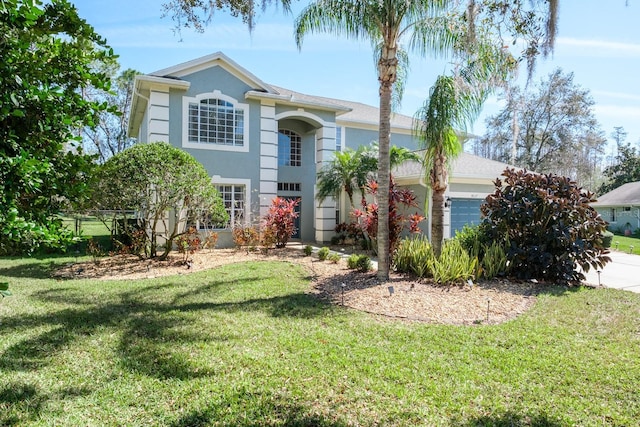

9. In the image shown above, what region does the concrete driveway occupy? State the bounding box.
[582,251,640,293]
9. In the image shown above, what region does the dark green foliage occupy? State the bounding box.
[0,0,116,255]
[334,222,364,245]
[481,168,610,284]
[602,231,614,249]
[598,143,640,195]
[451,224,509,280]
[0,281,10,298]
[303,245,313,256]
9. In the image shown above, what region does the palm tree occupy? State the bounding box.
[316,143,419,209]
[316,146,377,209]
[414,75,481,257]
[296,0,558,280]
[296,0,456,281]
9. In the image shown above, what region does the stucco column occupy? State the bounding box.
[147,88,170,142]
[259,102,278,218]
[314,126,336,243]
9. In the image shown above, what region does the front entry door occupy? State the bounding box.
[291,198,301,239]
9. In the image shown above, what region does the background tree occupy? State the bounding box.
[91,142,228,260]
[162,0,291,32]
[0,0,116,255]
[472,69,607,188]
[84,68,141,163]
[598,143,640,195]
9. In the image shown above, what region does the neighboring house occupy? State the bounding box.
[128,51,511,246]
[592,181,640,235]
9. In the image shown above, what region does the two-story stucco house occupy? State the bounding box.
[128,51,511,247]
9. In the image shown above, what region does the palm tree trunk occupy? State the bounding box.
[376,44,398,282]
[430,150,448,257]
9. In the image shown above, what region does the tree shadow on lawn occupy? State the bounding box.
[168,391,349,427]
[0,382,44,426]
[450,410,564,426]
[0,259,68,280]
[0,277,335,378]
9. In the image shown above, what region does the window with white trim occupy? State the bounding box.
[207,184,245,229]
[188,98,245,146]
[335,126,342,152]
[278,129,301,166]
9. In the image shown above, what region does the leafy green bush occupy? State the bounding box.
[303,245,313,256]
[347,254,360,269]
[393,235,434,278]
[482,168,610,283]
[429,239,477,285]
[347,254,372,272]
[328,253,341,264]
[454,224,487,257]
[318,247,330,261]
[601,231,614,249]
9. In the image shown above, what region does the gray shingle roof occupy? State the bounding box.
[393,151,513,181]
[271,85,414,130]
[593,181,640,206]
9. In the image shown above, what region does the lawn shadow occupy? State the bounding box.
[0,260,67,280]
[311,269,385,302]
[168,392,348,427]
[0,382,44,426]
[451,411,564,426]
[1,272,335,379]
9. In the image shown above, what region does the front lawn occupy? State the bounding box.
[1,256,639,426]
[610,234,640,255]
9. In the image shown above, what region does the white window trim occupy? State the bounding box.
[182,90,249,153]
[211,177,252,229]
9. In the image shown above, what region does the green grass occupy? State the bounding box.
[610,234,640,255]
[60,215,110,238]
[1,256,640,426]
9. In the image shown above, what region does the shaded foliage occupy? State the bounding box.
[598,142,640,195]
[90,142,228,259]
[481,168,610,284]
[0,0,116,255]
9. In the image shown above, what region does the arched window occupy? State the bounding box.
[278,129,301,167]
[188,98,245,146]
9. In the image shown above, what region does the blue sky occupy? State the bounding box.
[73,0,640,157]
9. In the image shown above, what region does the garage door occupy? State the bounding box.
[450,198,484,237]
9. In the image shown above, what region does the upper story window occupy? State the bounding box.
[278,129,301,167]
[183,91,249,152]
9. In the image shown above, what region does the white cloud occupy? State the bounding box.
[557,37,640,57]
[593,104,640,120]
[593,91,640,102]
